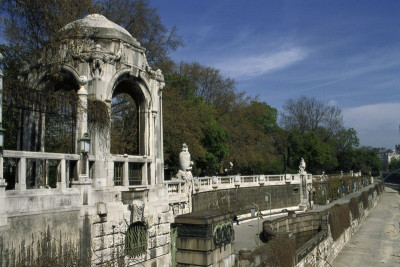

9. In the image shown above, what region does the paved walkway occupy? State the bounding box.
[332,184,400,267]
[233,213,288,252]
[233,184,378,253]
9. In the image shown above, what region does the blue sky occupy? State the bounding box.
[151,0,400,149]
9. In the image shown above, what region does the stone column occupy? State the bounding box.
[123,160,129,186]
[71,76,92,205]
[0,54,6,226]
[0,52,3,124]
[0,52,6,194]
[76,76,89,179]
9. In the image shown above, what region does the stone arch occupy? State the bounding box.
[107,69,152,102]
[17,69,80,153]
[110,73,151,156]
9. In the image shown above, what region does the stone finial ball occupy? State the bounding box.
[78,75,88,85]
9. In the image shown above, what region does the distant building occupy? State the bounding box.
[377,147,400,167]
[396,144,400,152]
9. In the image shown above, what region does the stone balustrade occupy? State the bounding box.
[2,150,81,191]
[192,173,312,193]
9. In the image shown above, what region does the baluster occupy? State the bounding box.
[57,159,66,190]
[123,161,129,186]
[15,157,26,190]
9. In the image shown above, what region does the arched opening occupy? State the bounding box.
[43,72,79,154]
[111,78,146,156]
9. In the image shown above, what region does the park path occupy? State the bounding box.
[332,184,400,267]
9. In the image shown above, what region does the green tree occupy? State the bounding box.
[288,131,337,174]
[389,158,400,171]
[334,128,360,172]
[198,120,229,175]
[353,147,381,176]
[163,73,217,177]
[271,128,291,172]
[222,100,279,175]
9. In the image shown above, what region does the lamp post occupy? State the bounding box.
[79,133,91,178]
[79,133,91,154]
[251,203,260,247]
[265,192,272,220]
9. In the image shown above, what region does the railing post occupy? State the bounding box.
[123,161,129,186]
[143,161,148,186]
[57,159,66,190]
[15,157,26,190]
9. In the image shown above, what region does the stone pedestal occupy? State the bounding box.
[0,179,7,226]
[174,210,235,267]
[71,178,92,205]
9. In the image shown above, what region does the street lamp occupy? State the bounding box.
[251,203,261,247]
[0,123,5,149]
[79,133,91,154]
[265,192,272,220]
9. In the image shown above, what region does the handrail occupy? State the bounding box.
[4,150,80,160]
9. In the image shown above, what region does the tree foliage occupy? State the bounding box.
[389,158,400,171]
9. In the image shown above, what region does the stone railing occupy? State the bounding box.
[1,150,156,190]
[108,154,152,188]
[2,150,81,191]
[192,173,312,193]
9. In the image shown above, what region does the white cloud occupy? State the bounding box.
[215,47,307,79]
[343,103,400,149]
[328,99,338,106]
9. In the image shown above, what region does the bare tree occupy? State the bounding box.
[100,0,183,71]
[176,61,245,120]
[1,0,98,60]
[280,96,343,134]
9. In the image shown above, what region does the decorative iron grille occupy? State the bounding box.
[125,222,147,257]
[4,85,78,153]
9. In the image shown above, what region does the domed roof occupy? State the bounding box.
[63,14,142,47]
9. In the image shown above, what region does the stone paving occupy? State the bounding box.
[332,184,400,267]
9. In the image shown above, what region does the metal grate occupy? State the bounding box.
[4,86,78,153]
[113,162,123,186]
[129,163,142,186]
[125,222,147,257]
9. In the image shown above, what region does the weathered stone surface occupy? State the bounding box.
[192,185,301,215]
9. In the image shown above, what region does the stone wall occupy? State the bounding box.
[192,184,301,214]
[0,186,174,267]
[297,188,381,267]
[262,211,328,248]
